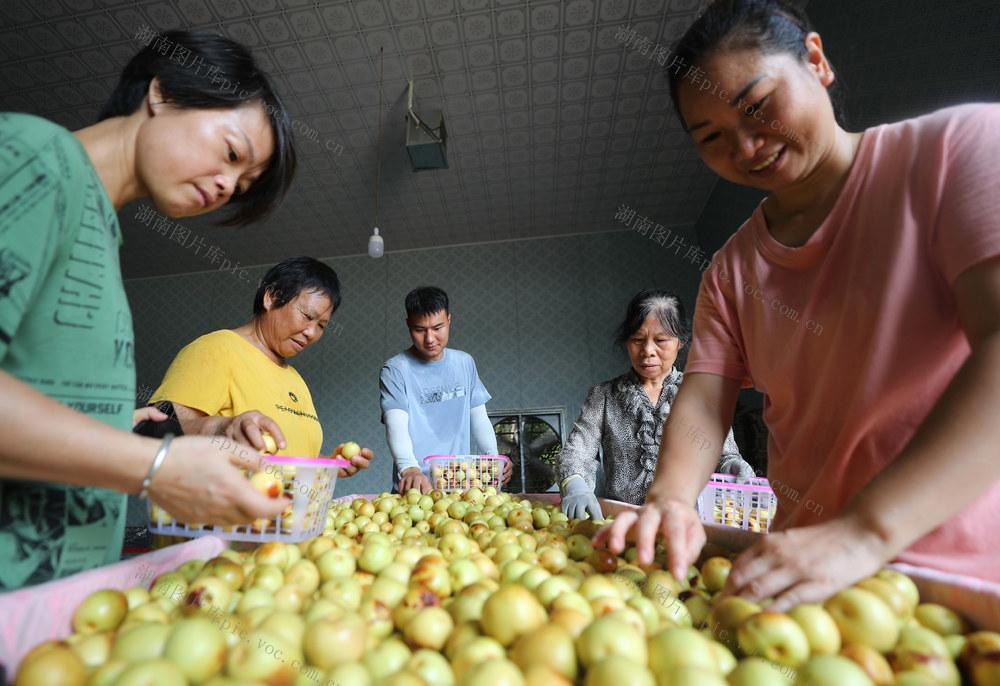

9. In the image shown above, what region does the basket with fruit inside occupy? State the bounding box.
[146,436,356,542]
[698,473,778,532]
[423,454,509,493]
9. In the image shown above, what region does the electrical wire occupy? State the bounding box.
[375,46,383,228]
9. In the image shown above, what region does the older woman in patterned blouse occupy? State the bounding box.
[556,289,753,520]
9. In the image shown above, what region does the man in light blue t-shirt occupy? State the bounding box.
[380,286,512,494]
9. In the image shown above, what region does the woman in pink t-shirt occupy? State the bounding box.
[598,0,1000,609]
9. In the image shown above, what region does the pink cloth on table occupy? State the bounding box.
[0,536,226,674]
[687,104,1000,582]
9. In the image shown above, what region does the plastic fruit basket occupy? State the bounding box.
[696,473,777,532]
[423,454,510,492]
[147,456,348,543]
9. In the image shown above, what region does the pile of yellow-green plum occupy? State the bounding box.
[13,486,1000,686]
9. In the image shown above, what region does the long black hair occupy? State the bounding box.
[667,0,846,128]
[99,30,296,226]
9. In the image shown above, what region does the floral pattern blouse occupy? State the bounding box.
[555,368,752,504]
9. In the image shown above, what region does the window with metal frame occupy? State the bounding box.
[489,408,565,494]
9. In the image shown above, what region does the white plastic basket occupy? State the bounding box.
[696,473,777,532]
[423,454,510,492]
[147,456,348,542]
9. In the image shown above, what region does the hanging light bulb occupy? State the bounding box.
[368,227,384,258]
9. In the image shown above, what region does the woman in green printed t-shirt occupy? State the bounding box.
[0,30,296,590]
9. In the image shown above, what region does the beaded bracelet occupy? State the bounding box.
[138,433,173,499]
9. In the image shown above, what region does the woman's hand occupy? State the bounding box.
[560,475,604,521]
[592,371,742,577]
[132,405,168,429]
[168,403,288,455]
[717,455,757,484]
[592,496,705,580]
[333,443,374,478]
[146,435,289,526]
[223,411,287,454]
[721,514,890,612]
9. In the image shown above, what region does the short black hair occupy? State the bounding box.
[99,29,296,227]
[405,286,449,319]
[668,0,846,129]
[254,257,341,317]
[613,289,691,352]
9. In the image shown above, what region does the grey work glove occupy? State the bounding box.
[718,456,756,484]
[560,475,604,521]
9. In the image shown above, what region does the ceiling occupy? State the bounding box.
[0,0,720,279]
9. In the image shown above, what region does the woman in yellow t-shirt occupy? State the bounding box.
[151,256,372,477]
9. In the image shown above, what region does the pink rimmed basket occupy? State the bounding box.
[423,454,510,493]
[147,456,349,543]
[695,473,777,532]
